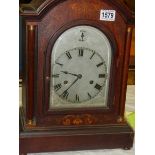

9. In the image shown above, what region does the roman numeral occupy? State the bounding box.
[66,51,72,59]
[54,83,62,91]
[55,62,63,66]
[87,93,91,99]
[76,94,79,102]
[90,51,95,59]
[62,90,69,99]
[79,49,84,56]
[52,74,59,78]
[96,62,103,67]
[94,83,102,91]
[99,74,106,78]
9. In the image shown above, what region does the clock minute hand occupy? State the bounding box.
[61,77,79,96]
[61,71,79,77]
[62,73,82,92]
[66,77,79,91]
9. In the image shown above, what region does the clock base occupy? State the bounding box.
[20,120,134,155]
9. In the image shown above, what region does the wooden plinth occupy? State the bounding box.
[20,120,134,155]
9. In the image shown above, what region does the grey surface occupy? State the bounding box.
[50,26,112,108]
[29,147,135,155]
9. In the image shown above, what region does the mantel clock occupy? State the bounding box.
[19,0,134,154]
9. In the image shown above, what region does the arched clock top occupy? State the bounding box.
[20,0,134,25]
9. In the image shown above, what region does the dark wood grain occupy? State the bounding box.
[119,26,133,116]
[20,0,134,154]
[42,19,118,126]
[20,0,134,24]
[33,0,128,127]
[26,25,35,122]
[20,119,134,154]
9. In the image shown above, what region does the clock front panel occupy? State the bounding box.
[49,25,112,109]
[20,0,133,128]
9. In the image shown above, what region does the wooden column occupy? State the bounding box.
[119,26,133,118]
[26,24,37,125]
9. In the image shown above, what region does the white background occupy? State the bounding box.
[0,0,155,155]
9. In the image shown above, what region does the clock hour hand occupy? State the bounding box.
[61,71,79,77]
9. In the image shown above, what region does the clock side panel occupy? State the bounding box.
[21,16,27,119]
[32,0,128,127]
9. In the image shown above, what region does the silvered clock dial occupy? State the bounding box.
[50,25,112,109]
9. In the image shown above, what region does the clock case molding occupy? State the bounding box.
[20,0,134,154]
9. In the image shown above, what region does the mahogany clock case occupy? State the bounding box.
[20,0,134,154]
[43,20,116,122]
